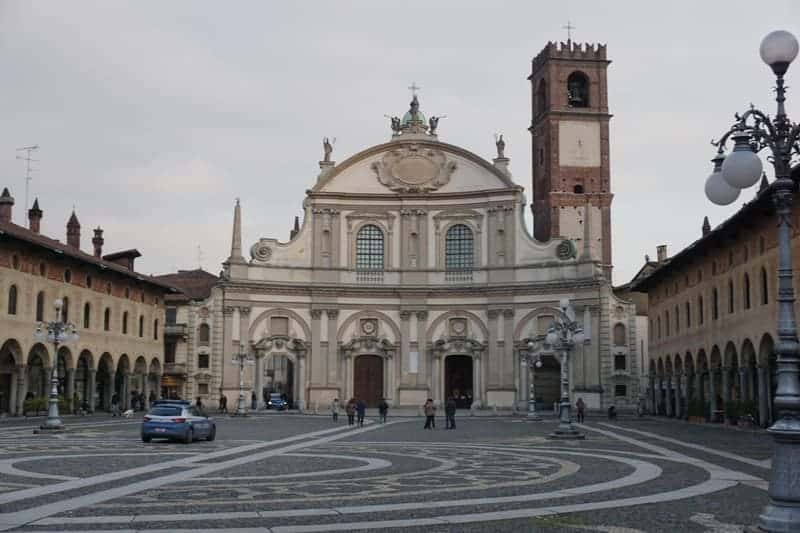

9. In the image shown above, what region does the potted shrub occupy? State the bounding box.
[725,400,740,425]
[687,399,705,423]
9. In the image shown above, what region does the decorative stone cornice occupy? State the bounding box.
[341,335,395,358]
[415,311,428,320]
[310,309,323,319]
[431,336,486,359]
[487,309,501,319]
[399,311,413,320]
[239,306,251,316]
[223,306,236,316]
[503,309,515,318]
[326,309,339,319]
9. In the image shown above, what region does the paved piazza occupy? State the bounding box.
[0,413,774,532]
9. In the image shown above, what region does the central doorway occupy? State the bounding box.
[265,354,295,409]
[533,354,561,406]
[445,355,473,409]
[354,354,383,407]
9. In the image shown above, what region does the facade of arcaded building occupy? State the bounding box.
[0,188,174,416]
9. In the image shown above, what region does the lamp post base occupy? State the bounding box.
[34,423,66,434]
[757,419,800,532]
[233,394,249,417]
[548,426,585,440]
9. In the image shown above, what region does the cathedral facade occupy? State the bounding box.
[213,41,639,412]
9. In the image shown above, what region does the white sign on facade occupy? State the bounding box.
[409,351,419,374]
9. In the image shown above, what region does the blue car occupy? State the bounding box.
[141,404,216,443]
[267,393,287,410]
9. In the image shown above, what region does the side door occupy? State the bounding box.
[187,407,207,437]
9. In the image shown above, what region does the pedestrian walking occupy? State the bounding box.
[251,391,257,411]
[378,398,389,423]
[219,394,228,414]
[331,398,340,422]
[576,397,586,423]
[445,396,457,429]
[111,392,120,417]
[130,390,138,412]
[356,398,367,427]
[423,398,436,429]
[346,398,356,426]
[195,396,204,412]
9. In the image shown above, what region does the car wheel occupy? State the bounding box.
[141,435,151,443]
[183,428,193,444]
[207,426,216,441]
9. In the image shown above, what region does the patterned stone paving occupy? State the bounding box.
[0,414,774,532]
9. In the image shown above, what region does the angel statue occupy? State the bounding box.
[323,137,333,162]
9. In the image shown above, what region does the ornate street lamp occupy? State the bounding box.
[231,343,254,417]
[522,335,546,421]
[705,30,800,532]
[545,299,586,440]
[34,298,78,432]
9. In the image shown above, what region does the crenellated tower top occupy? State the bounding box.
[531,41,609,73]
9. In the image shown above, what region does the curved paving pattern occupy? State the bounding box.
[0,416,772,532]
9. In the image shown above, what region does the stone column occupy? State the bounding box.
[721,367,731,406]
[487,310,499,387]
[310,309,323,389]
[15,365,26,416]
[739,368,748,402]
[666,377,674,417]
[758,366,769,427]
[223,306,235,389]
[296,354,306,411]
[519,355,529,411]
[254,354,264,409]
[416,312,428,388]
[123,372,131,410]
[472,353,482,409]
[143,374,151,411]
[709,369,718,420]
[400,311,411,384]
[648,374,656,414]
[156,373,162,400]
[66,368,75,413]
[675,374,683,418]
[695,371,703,407]
[343,354,351,401]
[431,353,441,405]
[326,310,339,386]
[503,310,514,390]
[8,366,18,416]
[87,369,96,413]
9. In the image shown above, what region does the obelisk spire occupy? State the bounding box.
[228,198,245,263]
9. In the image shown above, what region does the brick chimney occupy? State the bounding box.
[656,244,668,263]
[0,188,14,223]
[67,210,81,249]
[92,227,104,258]
[28,198,42,233]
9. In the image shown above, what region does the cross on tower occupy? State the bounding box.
[408,82,421,98]
[562,20,576,41]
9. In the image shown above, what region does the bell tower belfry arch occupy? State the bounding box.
[529,40,613,278]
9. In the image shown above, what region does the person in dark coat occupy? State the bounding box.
[445,396,457,429]
[251,391,257,410]
[356,398,367,427]
[219,394,228,414]
[378,398,389,423]
[111,392,120,417]
[346,398,356,426]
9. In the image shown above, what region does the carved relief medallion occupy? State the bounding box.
[372,144,457,193]
[251,241,272,262]
[361,318,378,336]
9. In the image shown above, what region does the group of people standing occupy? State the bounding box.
[424,397,458,429]
[329,397,391,427]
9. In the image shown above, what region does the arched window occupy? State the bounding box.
[122,311,128,334]
[153,319,159,340]
[744,273,751,309]
[83,303,91,329]
[674,305,680,333]
[36,291,45,322]
[613,323,626,346]
[355,224,384,271]
[139,315,144,337]
[445,224,474,271]
[698,296,704,325]
[104,308,111,331]
[657,317,661,339]
[712,261,717,276]
[685,301,691,328]
[712,288,719,320]
[198,323,210,346]
[761,267,769,305]
[760,236,766,255]
[536,79,547,114]
[7,285,18,315]
[728,280,735,313]
[62,297,69,323]
[665,310,670,336]
[567,71,589,107]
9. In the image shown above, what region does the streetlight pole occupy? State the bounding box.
[34,298,78,433]
[704,30,800,532]
[231,344,254,417]
[523,336,546,421]
[545,299,586,440]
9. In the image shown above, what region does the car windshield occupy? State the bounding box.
[270,394,283,400]
[149,407,182,417]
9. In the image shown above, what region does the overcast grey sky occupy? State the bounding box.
[1,1,798,285]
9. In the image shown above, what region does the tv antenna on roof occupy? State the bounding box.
[16,145,39,214]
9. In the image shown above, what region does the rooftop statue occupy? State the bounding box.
[495,134,506,159]
[322,137,333,162]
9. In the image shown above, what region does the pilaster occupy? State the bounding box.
[310,309,324,386]
[326,309,339,386]
[487,309,500,387]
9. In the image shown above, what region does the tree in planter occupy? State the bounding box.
[725,400,741,425]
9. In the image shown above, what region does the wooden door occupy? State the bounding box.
[354,355,383,407]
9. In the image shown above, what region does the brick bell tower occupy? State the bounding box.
[529,40,613,278]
